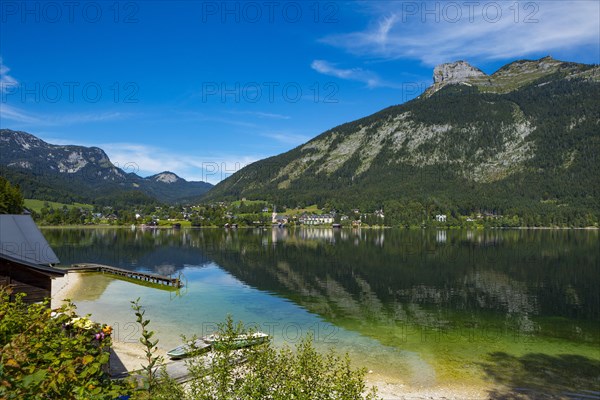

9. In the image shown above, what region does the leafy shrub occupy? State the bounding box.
[149,316,380,400]
[0,287,132,399]
[1,290,379,399]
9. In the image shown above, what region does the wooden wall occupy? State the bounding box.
[0,258,55,303]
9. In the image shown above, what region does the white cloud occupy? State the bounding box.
[227,110,291,120]
[261,132,310,146]
[175,111,260,129]
[55,111,128,125]
[99,142,263,184]
[0,59,134,127]
[0,103,131,125]
[0,104,41,124]
[311,59,400,88]
[320,1,600,66]
[0,58,18,93]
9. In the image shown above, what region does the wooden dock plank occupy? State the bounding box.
[111,351,246,384]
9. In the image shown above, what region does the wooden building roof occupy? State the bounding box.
[0,214,60,266]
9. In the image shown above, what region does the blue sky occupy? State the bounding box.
[1,1,598,183]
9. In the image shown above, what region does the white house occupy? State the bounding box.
[435,214,447,222]
[299,214,334,225]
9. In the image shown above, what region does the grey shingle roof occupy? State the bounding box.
[0,215,60,265]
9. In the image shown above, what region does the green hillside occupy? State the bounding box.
[23,199,94,214]
[204,58,600,225]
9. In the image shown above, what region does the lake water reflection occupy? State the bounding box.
[44,227,600,393]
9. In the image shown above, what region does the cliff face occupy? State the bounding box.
[433,61,486,85]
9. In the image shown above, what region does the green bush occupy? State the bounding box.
[0,176,24,214]
[148,316,380,400]
[0,287,132,399]
[1,291,379,399]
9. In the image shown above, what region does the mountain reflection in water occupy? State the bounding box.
[44,227,600,390]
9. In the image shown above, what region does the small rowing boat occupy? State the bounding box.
[166,332,269,359]
[205,332,269,350]
[166,338,211,359]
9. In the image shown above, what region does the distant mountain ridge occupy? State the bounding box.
[0,130,212,204]
[204,57,600,220]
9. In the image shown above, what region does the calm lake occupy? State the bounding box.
[43,227,599,394]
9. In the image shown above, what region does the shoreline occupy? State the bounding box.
[51,271,85,308]
[52,272,495,399]
[40,224,599,230]
[108,339,492,399]
[107,339,492,399]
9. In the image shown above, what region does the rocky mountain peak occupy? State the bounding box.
[433,61,487,84]
[1,130,44,149]
[152,172,181,184]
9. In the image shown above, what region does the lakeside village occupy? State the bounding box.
[27,198,537,229]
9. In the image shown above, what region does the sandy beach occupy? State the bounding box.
[51,271,84,308]
[51,272,492,399]
[364,380,490,400]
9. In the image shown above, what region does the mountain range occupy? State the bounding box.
[2,57,599,220]
[0,130,212,205]
[204,57,599,218]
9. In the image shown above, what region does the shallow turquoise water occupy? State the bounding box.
[45,228,600,392]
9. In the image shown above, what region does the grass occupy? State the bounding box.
[24,199,94,213]
[157,219,192,227]
[230,199,268,207]
[284,204,324,216]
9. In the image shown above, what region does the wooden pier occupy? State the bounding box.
[69,263,182,288]
[110,348,245,384]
